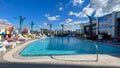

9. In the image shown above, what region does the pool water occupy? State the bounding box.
[20,37,120,56]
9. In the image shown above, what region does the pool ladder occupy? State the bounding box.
[85,40,98,62]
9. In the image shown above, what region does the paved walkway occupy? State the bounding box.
[0,39,120,68]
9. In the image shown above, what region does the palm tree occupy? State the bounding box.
[19,16,26,34]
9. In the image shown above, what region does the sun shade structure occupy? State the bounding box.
[19,16,26,34]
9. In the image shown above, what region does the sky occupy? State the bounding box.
[0,0,120,31]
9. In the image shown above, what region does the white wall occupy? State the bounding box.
[111,12,116,37]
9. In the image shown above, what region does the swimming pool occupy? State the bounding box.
[20,37,120,56]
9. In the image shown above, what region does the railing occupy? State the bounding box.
[84,40,99,62]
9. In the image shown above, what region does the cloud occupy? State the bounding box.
[59,7,63,11]
[68,11,86,17]
[68,11,74,15]
[82,4,94,16]
[45,14,60,21]
[42,22,49,28]
[65,18,73,23]
[91,0,120,17]
[67,20,88,26]
[59,18,73,26]
[69,4,95,18]
[43,22,48,26]
[63,20,89,30]
[68,11,81,17]
[70,0,120,17]
[0,19,12,25]
[72,0,84,6]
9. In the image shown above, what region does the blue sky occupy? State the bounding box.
[1,0,118,31]
[0,0,91,30]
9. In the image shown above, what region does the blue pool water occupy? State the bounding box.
[20,37,120,56]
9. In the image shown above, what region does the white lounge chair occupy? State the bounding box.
[0,45,6,53]
[2,40,16,49]
[8,42,17,49]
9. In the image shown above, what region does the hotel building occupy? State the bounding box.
[96,11,120,37]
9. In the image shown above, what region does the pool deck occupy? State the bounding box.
[0,39,120,68]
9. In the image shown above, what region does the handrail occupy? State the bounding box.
[84,40,98,62]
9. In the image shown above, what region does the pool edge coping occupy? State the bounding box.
[2,38,120,67]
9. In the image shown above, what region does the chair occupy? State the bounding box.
[8,42,17,49]
[0,44,6,53]
[2,40,16,49]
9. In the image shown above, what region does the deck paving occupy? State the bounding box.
[0,39,120,68]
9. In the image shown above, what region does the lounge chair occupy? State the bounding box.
[0,44,6,53]
[17,34,26,41]
[8,42,17,49]
[2,40,16,49]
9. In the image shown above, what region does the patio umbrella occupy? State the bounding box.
[22,27,28,34]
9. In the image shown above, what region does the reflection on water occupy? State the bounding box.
[43,37,97,54]
[20,37,120,56]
